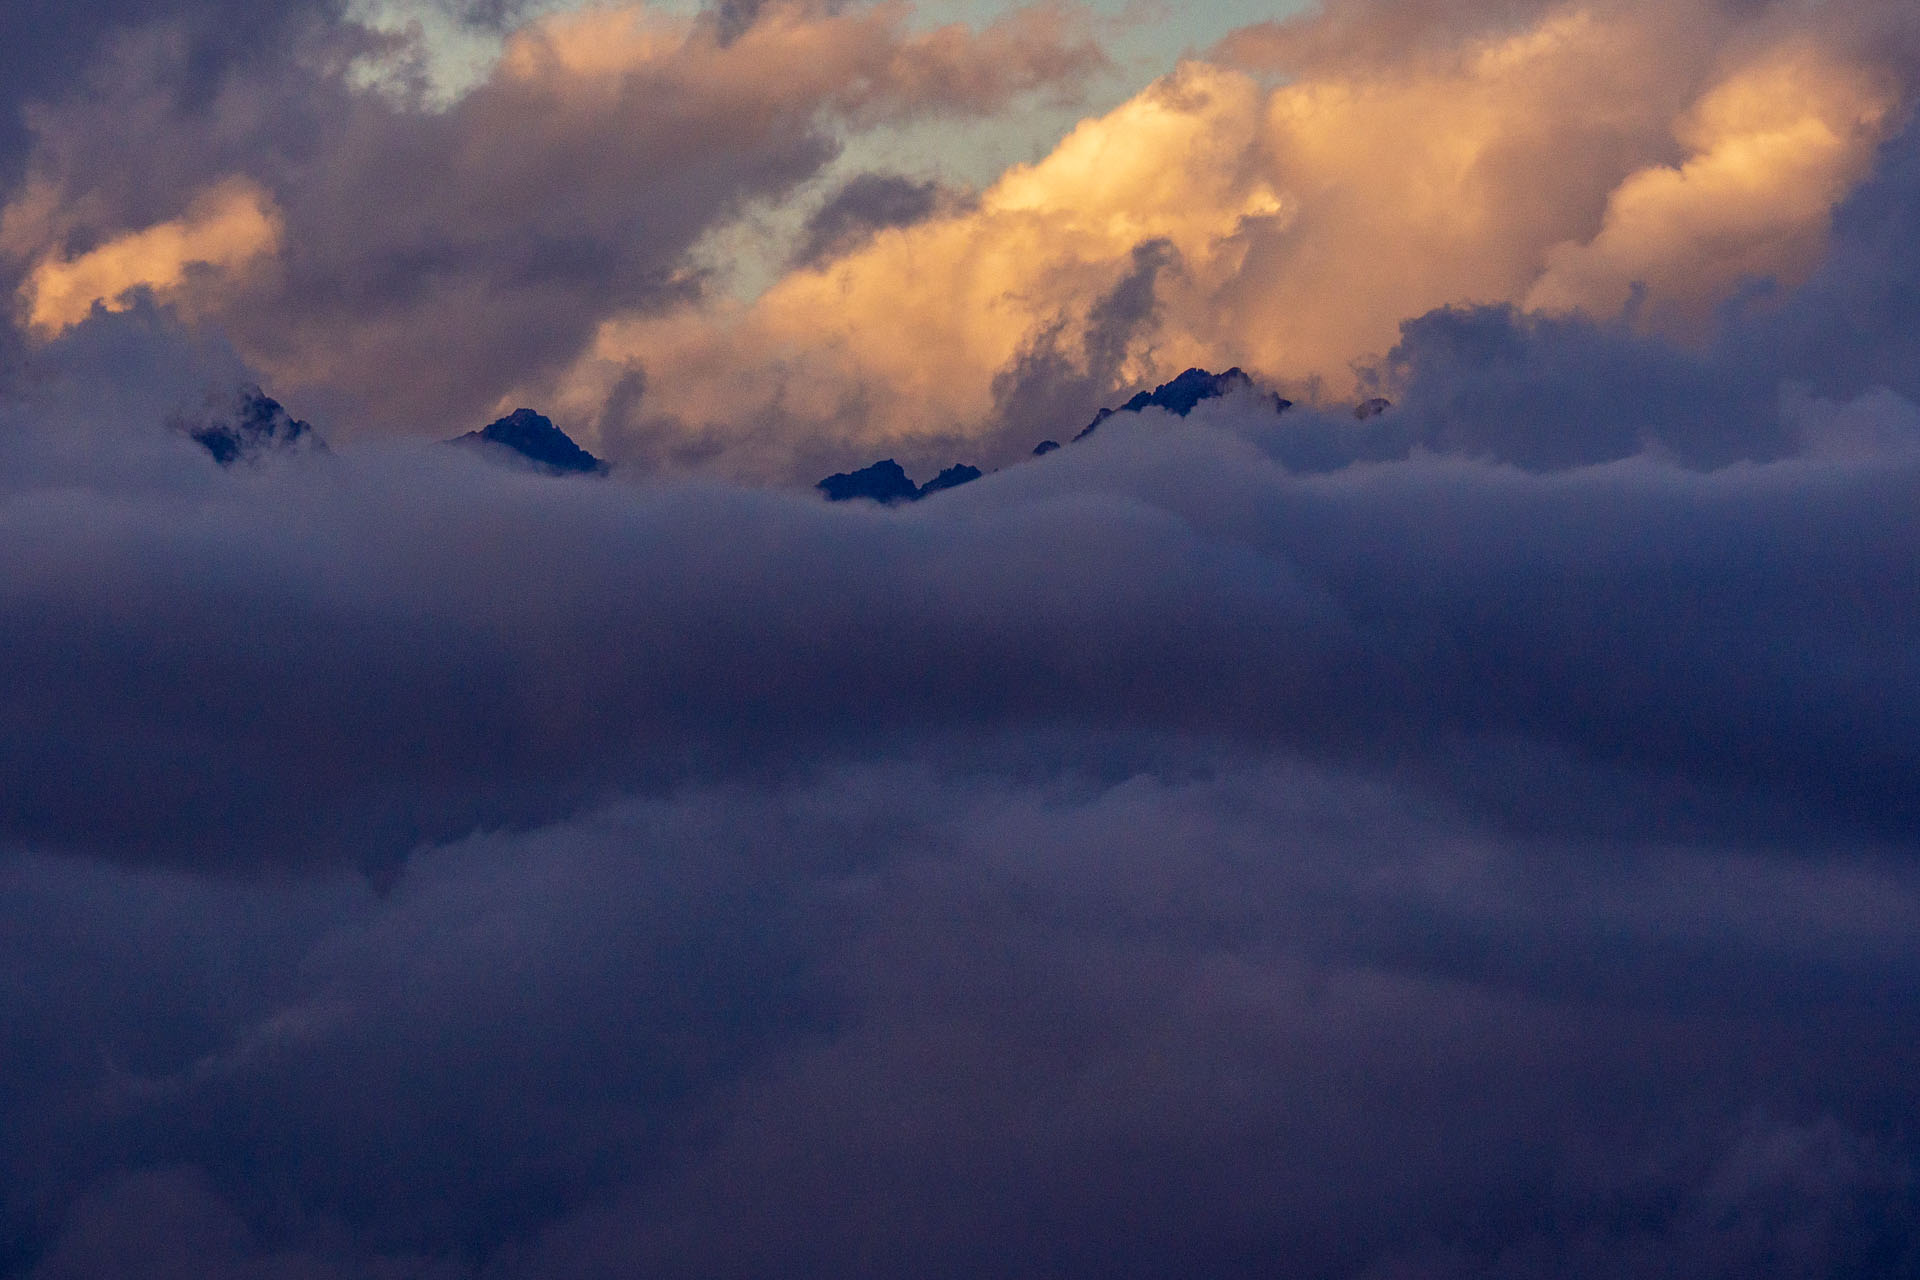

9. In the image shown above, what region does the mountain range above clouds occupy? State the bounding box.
[181,393,610,476]
[1070,366,1295,443]
[173,365,1365,499]
[817,365,1345,503]
[449,407,609,476]
[816,458,985,503]
[173,385,329,466]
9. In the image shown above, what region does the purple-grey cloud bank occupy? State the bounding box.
[4,2,1920,1277]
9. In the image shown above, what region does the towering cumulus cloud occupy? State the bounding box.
[2,0,1920,1277]
[548,0,1912,474]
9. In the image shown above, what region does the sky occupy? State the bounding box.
[3,0,1920,1277]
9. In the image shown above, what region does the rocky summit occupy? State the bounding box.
[817,458,982,503]
[450,408,607,475]
[181,386,328,465]
[1071,367,1292,442]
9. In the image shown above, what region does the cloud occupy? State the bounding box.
[791,171,958,269]
[4,298,1920,875]
[8,0,1907,477]
[1253,109,1920,474]
[4,328,1918,1280]
[7,758,1920,1276]
[1341,302,1782,470]
[17,178,281,334]
[486,0,1101,123]
[1754,105,1920,402]
[0,0,343,187]
[23,1168,360,1280]
[6,4,1920,1276]
[547,0,1915,476]
[1525,43,1896,327]
[0,1,1105,440]
[558,57,1284,472]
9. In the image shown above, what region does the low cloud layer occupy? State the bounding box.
[5,312,1920,872]
[6,757,1920,1276]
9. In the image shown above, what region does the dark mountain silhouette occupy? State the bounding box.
[917,463,982,496]
[817,458,983,503]
[181,386,328,465]
[1071,367,1291,442]
[820,366,1309,503]
[818,459,919,503]
[450,408,607,475]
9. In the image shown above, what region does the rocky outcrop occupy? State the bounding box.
[180,386,328,465]
[817,459,983,503]
[817,459,921,503]
[1070,367,1291,442]
[449,408,607,475]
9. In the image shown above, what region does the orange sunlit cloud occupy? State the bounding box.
[1527,45,1895,323]
[545,1,1901,467]
[19,178,282,335]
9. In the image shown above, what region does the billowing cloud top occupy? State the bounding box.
[549,0,1914,474]
[0,0,1105,442]
[3,0,1911,473]
[4,0,1920,1276]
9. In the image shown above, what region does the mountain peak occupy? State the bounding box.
[180,385,328,466]
[917,463,983,496]
[818,458,919,504]
[1072,367,1290,442]
[817,458,982,504]
[451,408,607,475]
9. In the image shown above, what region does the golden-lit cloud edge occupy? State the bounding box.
[15,178,281,334]
[0,0,1908,478]
[541,0,1904,471]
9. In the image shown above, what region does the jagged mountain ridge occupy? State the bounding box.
[819,367,1310,502]
[817,459,983,504]
[179,386,329,465]
[183,368,1378,493]
[181,390,611,477]
[1072,366,1293,442]
[450,408,608,475]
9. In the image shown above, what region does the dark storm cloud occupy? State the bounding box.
[0,0,342,183]
[1343,303,1781,470]
[791,172,957,269]
[6,395,1920,1268]
[5,763,1920,1277]
[1759,112,1920,403]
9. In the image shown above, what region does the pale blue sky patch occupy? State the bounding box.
[340,0,1312,296]
[344,0,1312,120]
